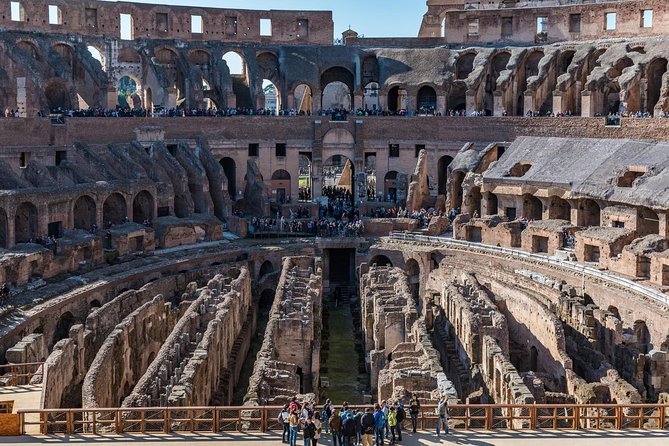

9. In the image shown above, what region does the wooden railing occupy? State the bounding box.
[0,401,14,414]
[0,362,44,386]
[17,404,669,435]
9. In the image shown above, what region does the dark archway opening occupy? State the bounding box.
[220,157,237,201]
[259,261,275,279]
[15,202,38,243]
[53,311,75,347]
[370,255,392,267]
[132,191,154,223]
[73,195,97,231]
[103,193,127,225]
[0,208,8,248]
[646,58,668,114]
[417,86,437,115]
[438,156,453,195]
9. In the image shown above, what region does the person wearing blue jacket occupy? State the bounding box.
[373,404,386,446]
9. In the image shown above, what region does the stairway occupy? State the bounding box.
[433,318,472,396]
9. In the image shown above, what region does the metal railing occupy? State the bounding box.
[16,403,669,435]
[0,362,44,386]
[388,232,669,306]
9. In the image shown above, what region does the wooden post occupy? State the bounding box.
[213,408,219,433]
[573,406,580,430]
[485,406,493,430]
[115,410,121,434]
[164,409,170,434]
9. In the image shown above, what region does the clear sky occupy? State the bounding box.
[101,0,426,38]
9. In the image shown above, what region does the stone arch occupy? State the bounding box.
[256,52,280,83]
[363,82,379,111]
[456,52,476,80]
[558,50,576,75]
[222,51,246,76]
[117,47,141,64]
[646,58,668,114]
[271,169,291,203]
[15,202,38,243]
[322,154,354,196]
[73,195,97,231]
[405,258,420,305]
[437,155,453,195]
[370,255,392,267]
[261,79,280,114]
[87,45,106,71]
[259,288,275,310]
[44,79,73,111]
[0,208,7,248]
[53,311,75,347]
[320,66,354,96]
[16,40,41,61]
[530,345,538,371]
[417,85,437,114]
[548,196,570,220]
[188,49,211,69]
[362,56,379,86]
[485,51,511,113]
[132,191,154,223]
[259,260,275,279]
[522,194,542,221]
[580,199,601,227]
[633,320,651,354]
[299,154,313,202]
[323,128,355,146]
[293,83,313,114]
[220,157,237,201]
[89,299,101,310]
[117,74,141,109]
[52,43,79,79]
[103,193,127,225]
[387,85,408,113]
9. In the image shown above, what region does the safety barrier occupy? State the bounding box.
[0,362,44,387]
[16,403,669,435]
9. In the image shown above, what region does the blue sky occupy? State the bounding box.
[102,0,426,38]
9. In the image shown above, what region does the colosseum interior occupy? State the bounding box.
[0,0,668,442]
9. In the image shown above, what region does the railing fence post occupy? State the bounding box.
[164,408,170,434]
[486,406,493,430]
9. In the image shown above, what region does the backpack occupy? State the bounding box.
[304,422,315,439]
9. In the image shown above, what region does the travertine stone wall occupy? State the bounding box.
[244,256,322,406]
[81,294,180,408]
[123,267,251,407]
[361,265,456,402]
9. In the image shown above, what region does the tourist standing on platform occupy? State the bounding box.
[387,406,398,444]
[373,404,386,446]
[322,399,333,433]
[436,396,449,436]
[303,416,316,446]
[289,409,300,446]
[341,412,357,446]
[409,394,421,433]
[361,407,376,446]
[330,408,343,446]
[278,404,291,443]
[312,412,322,445]
[395,403,405,442]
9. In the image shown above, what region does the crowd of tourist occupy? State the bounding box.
[277,394,451,446]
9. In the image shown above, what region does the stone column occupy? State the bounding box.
[552,92,563,114]
[493,91,505,116]
[436,95,446,116]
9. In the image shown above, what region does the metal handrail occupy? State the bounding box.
[388,232,669,306]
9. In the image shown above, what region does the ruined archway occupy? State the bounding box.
[466,186,482,216]
[53,311,75,347]
[387,85,408,113]
[103,193,127,225]
[405,258,420,305]
[548,196,570,220]
[370,255,392,267]
[259,261,275,279]
[638,207,660,236]
[322,155,354,200]
[223,51,251,109]
[484,192,499,216]
[132,191,154,223]
[384,171,398,202]
[522,194,543,221]
[261,79,280,114]
[450,171,466,210]
[320,66,354,111]
[448,82,467,112]
[220,157,237,201]
[363,82,379,112]
[73,195,97,231]
[485,51,511,113]
[298,154,312,202]
[44,79,72,111]
[456,52,476,80]
[580,199,601,227]
[438,155,453,195]
[117,75,139,109]
[271,169,291,203]
[87,45,105,71]
[15,202,38,243]
[417,86,437,114]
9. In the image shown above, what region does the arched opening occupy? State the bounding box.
[405,258,420,305]
[271,169,291,204]
[646,58,668,114]
[365,154,377,201]
[322,155,354,202]
[484,192,499,216]
[417,86,437,115]
[155,48,185,108]
[485,52,511,113]
[259,261,275,279]
[220,158,237,201]
[132,191,154,224]
[17,41,40,61]
[450,171,466,210]
[261,79,280,114]
[437,156,453,195]
[293,84,312,114]
[370,255,392,267]
[522,194,542,221]
[530,346,538,371]
[387,86,408,113]
[53,311,75,347]
[87,46,105,71]
[15,202,38,243]
[117,75,140,109]
[89,300,101,310]
[448,82,467,113]
[466,186,482,216]
[322,81,351,111]
[44,80,72,112]
[259,289,274,310]
[559,51,576,75]
[223,51,251,109]
[0,208,7,249]
[384,171,398,203]
[73,195,97,231]
[548,196,570,220]
[517,51,544,115]
[103,193,127,225]
[299,154,312,202]
[117,47,141,64]
[638,207,660,236]
[363,82,379,112]
[456,53,476,80]
[580,199,601,227]
[320,66,354,112]
[431,252,444,271]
